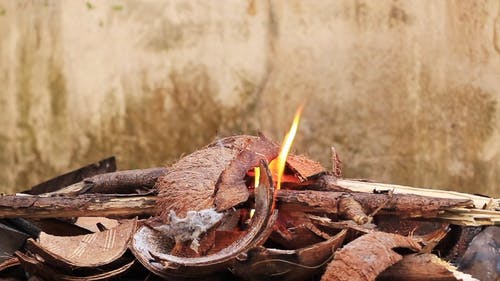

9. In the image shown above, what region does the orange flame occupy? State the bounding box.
[249,167,259,220]
[270,105,303,190]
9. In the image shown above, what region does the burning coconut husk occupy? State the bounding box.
[0,108,499,281]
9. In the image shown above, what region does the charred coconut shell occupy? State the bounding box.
[131,160,277,279]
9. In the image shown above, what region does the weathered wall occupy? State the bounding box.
[0,0,499,196]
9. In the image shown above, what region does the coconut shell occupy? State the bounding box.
[233,229,347,281]
[321,232,421,281]
[131,160,277,279]
[214,135,279,211]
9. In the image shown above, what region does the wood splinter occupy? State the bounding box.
[338,195,370,225]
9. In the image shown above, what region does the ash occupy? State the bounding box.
[152,208,224,252]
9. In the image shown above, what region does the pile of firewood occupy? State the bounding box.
[0,135,499,281]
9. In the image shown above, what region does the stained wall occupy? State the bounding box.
[0,1,498,196]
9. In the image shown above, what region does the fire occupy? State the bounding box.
[253,167,260,188]
[249,208,255,219]
[249,105,303,214]
[250,167,259,219]
[270,105,303,190]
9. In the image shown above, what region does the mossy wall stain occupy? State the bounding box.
[3,1,70,189]
[74,65,261,173]
[0,0,498,197]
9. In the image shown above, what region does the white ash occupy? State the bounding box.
[151,208,224,252]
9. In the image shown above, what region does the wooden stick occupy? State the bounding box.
[276,189,473,219]
[0,194,157,219]
[0,191,487,222]
[332,178,500,226]
[83,167,166,194]
[41,168,166,197]
[0,189,473,221]
[334,178,498,210]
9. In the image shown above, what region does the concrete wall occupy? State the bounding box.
[0,0,499,196]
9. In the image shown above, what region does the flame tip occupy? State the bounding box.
[270,105,304,190]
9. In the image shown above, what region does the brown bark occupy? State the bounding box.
[276,190,473,218]
[338,195,369,224]
[321,232,421,281]
[377,253,465,281]
[330,147,342,177]
[0,194,157,219]
[84,167,166,194]
[286,154,326,181]
[42,168,166,197]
